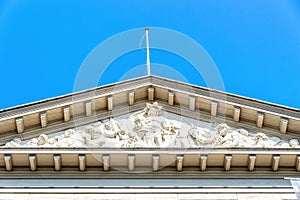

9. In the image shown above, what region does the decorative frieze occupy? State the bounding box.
[4,103,299,149]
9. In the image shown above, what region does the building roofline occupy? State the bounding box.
[1,75,298,114]
[0,75,299,138]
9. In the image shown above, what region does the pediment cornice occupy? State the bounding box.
[0,75,299,147]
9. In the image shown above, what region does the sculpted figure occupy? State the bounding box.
[254,133,277,147]
[237,129,249,136]
[216,124,255,147]
[144,102,162,116]
[189,125,214,145]
[162,120,181,134]
[129,103,174,147]
[133,117,144,131]
[78,122,106,146]
[289,139,300,148]
[218,130,241,147]
[217,123,239,147]
[117,130,129,140]
[100,119,120,138]
[4,103,298,149]
[14,137,22,145]
[5,137,22,147]
[26,138,38,147]
[37,134,48,145]
[217,123,232,136]
[219,135,239,147]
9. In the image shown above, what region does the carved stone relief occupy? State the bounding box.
[4,102,300,148]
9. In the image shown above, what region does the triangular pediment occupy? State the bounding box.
[1,76,300,149]
[2,76,300,178]
[4,102,300,149]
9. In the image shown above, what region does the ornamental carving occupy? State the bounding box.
[4,102,299,148]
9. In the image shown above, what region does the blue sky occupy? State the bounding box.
[0,0,299,109]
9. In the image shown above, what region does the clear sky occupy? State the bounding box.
[0,0,299,109]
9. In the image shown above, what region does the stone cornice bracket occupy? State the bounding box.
[128,154,135,171]
[224,155,232,171]
[128,91,135,106]
[15,117,24,134]
[53,154,61,171]
[152,155,159,172]
[40,112,47,128]
[248,155,256,172]
[211,101,218,117]
[107,96,113,111]
[29,154,37,171]
[148,87,154,101]
[279,118,288,134]
[4,154,13,171]
[272,155,280,171]
[189,96,196,111]
[256,112,264,128]
[176,155,184,172]
[233,107,241,122]
[168,91,174,106]
[102,154,110,172]
[296,155,300,171]
[200,155,208,171]
[78,154,86,171]
[85,101,92,117]
[63,106,71,122]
